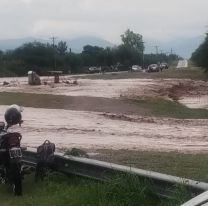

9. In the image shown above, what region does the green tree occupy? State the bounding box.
[82,45,105,66]
[121,29,144,53]
[144,53,179,67]
[191,33,208,71]
[14,42,54,66]
[57,41,68,55]
[119,29,145,66]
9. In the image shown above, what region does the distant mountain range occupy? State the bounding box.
[0,36,114,53]
[0,35,204,58]
[65,36,115,53]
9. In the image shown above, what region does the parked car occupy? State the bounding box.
[131,65,143,72]
[160,63,169,70]
[88,67,101,74]
[147,64,159,72]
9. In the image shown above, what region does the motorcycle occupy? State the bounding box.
[0,106,23,196]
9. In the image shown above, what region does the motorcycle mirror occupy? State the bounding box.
[0,122,5,130]
[19,120,24,127]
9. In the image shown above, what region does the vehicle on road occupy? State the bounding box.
[147,64,160,72]
[130,65,143,72]
[160,63,169,70]
[88,67,102,74]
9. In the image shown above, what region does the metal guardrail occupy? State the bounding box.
[181,191,208,206]
[22,149,208,201]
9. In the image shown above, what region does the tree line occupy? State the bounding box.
[0,29,179,76]
[191,33,208,72]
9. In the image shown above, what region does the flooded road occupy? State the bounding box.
[0,106,207,153]
[0,75,207,153]
[0,77,160,98]
[1,77,208,108]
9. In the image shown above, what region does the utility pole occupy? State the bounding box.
[50,36,58,70]
[154,45,159,64]
[154,45,159,54]
[50,36,58,48]
[142,41,145,69]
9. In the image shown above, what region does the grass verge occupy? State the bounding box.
[94,149,208,182]
[0,172,191,206]
[75,67,208,81]
[133,98,208,119]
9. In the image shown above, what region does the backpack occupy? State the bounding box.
[37,140,55,163]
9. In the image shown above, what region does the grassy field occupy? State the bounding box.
[0,172,190,206]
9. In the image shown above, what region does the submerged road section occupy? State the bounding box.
[0,106,207,153]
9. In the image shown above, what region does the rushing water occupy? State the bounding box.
[0,105,207,153]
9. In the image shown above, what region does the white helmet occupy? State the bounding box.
[4,104,23,126]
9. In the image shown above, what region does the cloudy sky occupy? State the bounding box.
[0,0,207,43]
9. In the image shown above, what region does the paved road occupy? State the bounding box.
[177,59,188,68]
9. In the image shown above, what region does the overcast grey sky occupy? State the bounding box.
[0,0,207,43]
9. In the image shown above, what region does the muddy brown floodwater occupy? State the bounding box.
[0,106,207,153]
[1,76,208,109]
[0,76,207,153]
